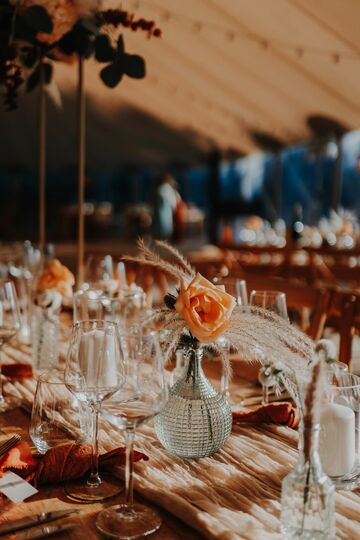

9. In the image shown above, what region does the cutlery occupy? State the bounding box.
[0,510,80,536]
[0,434,21,457]
[2,522,79,540]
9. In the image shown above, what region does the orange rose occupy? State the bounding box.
[174,273,236,343]
[37,259,74,298]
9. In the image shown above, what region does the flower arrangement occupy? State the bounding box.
[37,258,74,302]
[125,240,314,396]
[0,0,161,109]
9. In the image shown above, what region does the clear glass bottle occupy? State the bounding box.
[280,424,335,540]
[154,345,232,459]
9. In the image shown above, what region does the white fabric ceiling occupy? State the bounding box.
[3,0,360,167]
[54,0,360,154]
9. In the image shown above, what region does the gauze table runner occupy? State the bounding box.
[2,334,360,540]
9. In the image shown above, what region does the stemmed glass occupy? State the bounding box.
[213,277,248,404]
[97,329,167,539]
[249,290,288,405]
[0,282,21,412]
[64,320,126,502]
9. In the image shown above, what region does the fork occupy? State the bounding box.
[0,434,21,457]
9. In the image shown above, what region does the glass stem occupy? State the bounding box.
[125,427,135,506]
[87,405,101,487]
[220,367,230,398]
[262,384,269,405]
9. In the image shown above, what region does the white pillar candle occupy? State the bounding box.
[319,403,355,477]
[79,329,117,390]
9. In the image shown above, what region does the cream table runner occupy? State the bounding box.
[2,335,360,540]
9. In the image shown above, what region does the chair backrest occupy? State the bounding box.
[238,276,331,341]
[326,289,359,369]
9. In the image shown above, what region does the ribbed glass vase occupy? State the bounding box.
[154,345,232,459]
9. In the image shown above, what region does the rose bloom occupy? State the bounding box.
[20,0,79,44]
[175,273,236,343]
[37,259,75,299]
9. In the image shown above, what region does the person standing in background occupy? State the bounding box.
[152,174,178,240]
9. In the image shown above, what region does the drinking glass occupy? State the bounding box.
[29,370,91,453]
[97,329,167,539]
[64,320,126,502]
[102,289,149,331]
[213,277,248,308]
[250,290,288,405]
[73,288,105,322]
[0,282,21,412]
[213,277,248,404]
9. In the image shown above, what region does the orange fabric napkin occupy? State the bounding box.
[1,363,33,379]
[0,442,148,487]
[232,402,299,429]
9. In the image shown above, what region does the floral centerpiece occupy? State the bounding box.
[0,0,162,109]
[125,240,314,458]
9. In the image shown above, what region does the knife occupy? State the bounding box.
[5,522,79,540]
[0,510,79,536]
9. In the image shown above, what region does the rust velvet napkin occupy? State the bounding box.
[0,363,33,379]
[0,442,148,487]
[232,402,299,429]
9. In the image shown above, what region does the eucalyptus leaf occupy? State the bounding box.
[123,54,146,79]
[24,5,53,34]
[95,34,116,63]
[100,61,124,88]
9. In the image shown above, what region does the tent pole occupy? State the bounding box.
[38,59,46,253]
[77,55,85,286]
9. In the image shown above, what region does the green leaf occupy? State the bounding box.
[123,54,146,79]
[24,5,53,34]
[26,62,52,92]
[100,62,124,88]
[95,35,116,63]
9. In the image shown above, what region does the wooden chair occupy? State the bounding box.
[325,289,360,370]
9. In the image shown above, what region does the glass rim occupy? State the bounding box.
[327,372,360,391]
[72,319,119,330]
[117,328,158,339]
[213,277,246,284]
[250,290,286,298]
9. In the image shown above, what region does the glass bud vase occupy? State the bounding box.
[280,424,335,540]
[154,345,232,459]
[31,304,59,371]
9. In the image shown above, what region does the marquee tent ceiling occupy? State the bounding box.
[1,0,360,167]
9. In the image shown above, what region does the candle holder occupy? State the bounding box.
[319,372,360,490]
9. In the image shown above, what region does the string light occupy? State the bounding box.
[135,0,360,63]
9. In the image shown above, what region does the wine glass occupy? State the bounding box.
[213,277,248,404]
[30,369,91,453]
[0,281,21,412]
[96,329,167,539]
[64,320,126,502]
[249,290,288,405]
